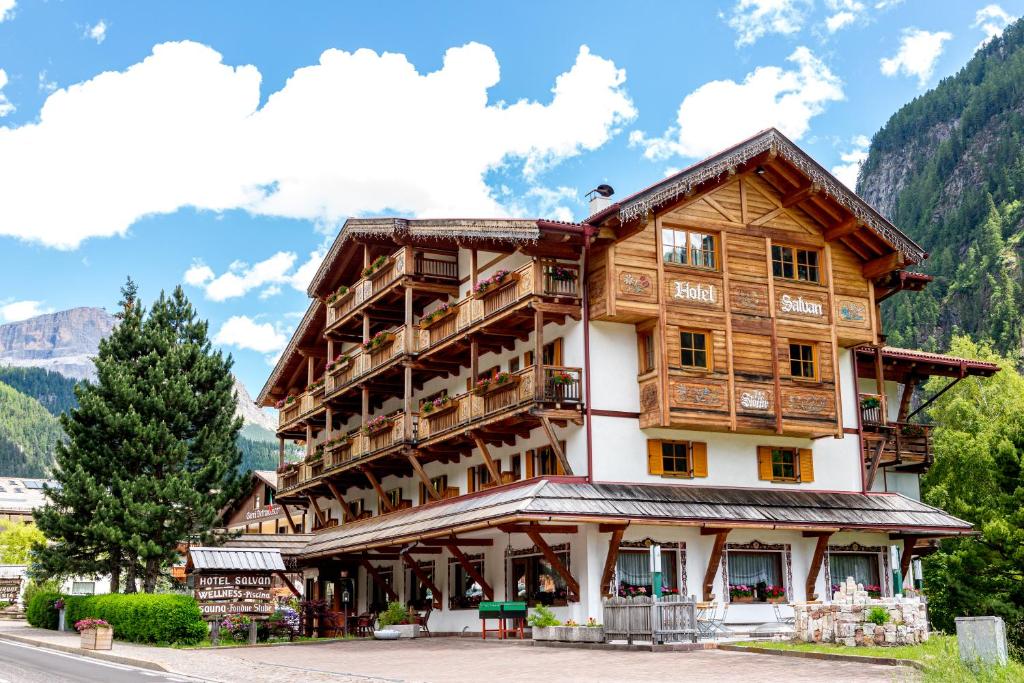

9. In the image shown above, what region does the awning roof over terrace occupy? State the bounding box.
[300,479,972,559]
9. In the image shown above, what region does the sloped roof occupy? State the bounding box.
[0,478,56,513]
[186,546,286,573]
[256,298,321,405]
[301,480,972,559]
[597,128,926,265]
[222,534,313,557]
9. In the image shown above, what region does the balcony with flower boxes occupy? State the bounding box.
[323,247,459,339]
[416,259,581,361]
[276,380,327,433]
[858,392,934,486]
[324,325,418,400]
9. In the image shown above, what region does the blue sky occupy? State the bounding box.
[0,0,1020,396]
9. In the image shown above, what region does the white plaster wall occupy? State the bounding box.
[592,420,862,492]
[588,321,641,412]
[880,471,921,499]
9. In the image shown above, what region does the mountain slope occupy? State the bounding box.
[0,381,61,477]
[0,366,79,416]
[0,307,116,381]
[858,18,1024,355]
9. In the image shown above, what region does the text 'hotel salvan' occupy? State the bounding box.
[257,128,994,628]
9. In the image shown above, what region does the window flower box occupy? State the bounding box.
[419,302,457,330]
[325,285,350,306]
[421,395,459,419]
[361,255,389,279]
[362,331,396,352]
[548,266,578,282]
[326,354,352,374]
[76,619,113,650]
[729,584,754,602]
[472,270,519,299]
[473,371,520,396]
[363,415,392,436]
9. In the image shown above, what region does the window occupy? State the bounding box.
[727,551,785,602]
[449,555,486,609]
[510,549,570,606]
[525,339,563,368]
[615,548,680,597]
[663,228,718,270]
[380,487,403,514]
[467,462,497,493]
[789,343,817,380]
[348,498,364,518]
[639,331,655,374]
[510,454,522,480]
[680,331,710,370]
[406,561,435,609]
[71,581,96,595]
[647,440,708,478]
[368,567,394,612]
[757,446,814,483]
[772,245,820,283]
[509,357,521,373]
[420,475,448,504]
[829,553,881,596]
[529,446,564,477]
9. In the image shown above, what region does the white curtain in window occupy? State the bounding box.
[727,552,781,585]
[617,551,649,585]
[830,553,878,587]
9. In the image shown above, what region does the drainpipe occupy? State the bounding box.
[582,227,596,484]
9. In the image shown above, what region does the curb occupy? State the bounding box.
[0,631,169,672]
[530,639,717,652]
[718,644,927,671]
[185,636,350,650]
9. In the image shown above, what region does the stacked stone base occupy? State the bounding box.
[792,578,929,647]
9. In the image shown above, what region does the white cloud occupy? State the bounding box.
[824,1,865,33]
[973,5,1015,46]
[183,262,215,286]
[724,0,812,47]
[38,70,57,94]
[874,0,903,8]
[258,285,281,300]
[0,0,14,23]
[830,134,870,189]
[0,300,53,323]
[183,248,326,301]
[213,315,287,354]
[85,20,107,44]
[880,28,953,87]
[0,69,14,117]
[826,12,857,32]
[631,47,843,160]
[0,41,635,250]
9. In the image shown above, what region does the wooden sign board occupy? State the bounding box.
[195,574,272,588]
[198,601,275,617]
[0,577,21,601]
[195,587,272,601]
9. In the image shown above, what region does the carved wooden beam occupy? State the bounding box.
[865,437,887,491]
[863,252,904,280]
[526,529,580,601]
[900,536,918,579]
[324,480,354,523]
[703,529,730,602]
[538,416,573,476]
[805,532,833,601]
[470,432,502,485]
[824,216,859,241]
[402,553,442,609]
[600,526,626,598]
[306,494,326,527]
[361,559,398,602]
[446,543,494,601]
[498,523,578,535]
[362,467,394,513]
[407,452,441,501]
[279,503,299,534]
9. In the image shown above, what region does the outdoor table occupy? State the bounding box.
[695,602,716,639]
[478,601,527,639]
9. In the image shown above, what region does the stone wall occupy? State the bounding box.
[792,578,929,647]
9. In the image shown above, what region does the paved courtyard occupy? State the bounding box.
[0,623,917,682]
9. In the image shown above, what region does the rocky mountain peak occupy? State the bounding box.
[0,307,117,382]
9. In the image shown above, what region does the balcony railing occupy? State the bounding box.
[277,383,326,430]
[858,393,886,426]
[863,421,934,470]
[325,247,458,329]
[417,260,580,355]
[325,325,417,397]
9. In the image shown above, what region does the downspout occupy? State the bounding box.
[582,226,596,483]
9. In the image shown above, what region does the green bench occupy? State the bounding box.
[479,601,527,639]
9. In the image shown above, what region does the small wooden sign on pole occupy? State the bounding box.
[0,577,22,602]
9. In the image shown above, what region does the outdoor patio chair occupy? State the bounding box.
[772,602,795,625]
[354,612,376,637]
[695,602,717,639]
[413,606,432,637]
[701,603,731,639]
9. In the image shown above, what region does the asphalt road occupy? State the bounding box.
[0,640,210,683]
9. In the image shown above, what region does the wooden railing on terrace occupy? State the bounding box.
[417,260,580,353]
[325,325,416,396]
[858,393,886,426]
[277,382,326,429]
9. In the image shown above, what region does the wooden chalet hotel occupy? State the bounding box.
[258,128,995,629]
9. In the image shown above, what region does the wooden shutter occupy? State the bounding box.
[524,351,534,367]
[556,441,567,475]
[552,338,563,365]
[647,440,664,475]
[691,442,708,478]
[525,449,535,479]
[798,448,814,483]
[757,446,773,481]
[467,466,476,493]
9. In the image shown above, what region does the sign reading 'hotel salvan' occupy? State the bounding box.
[778,293,824,317]
[0,577,21,601]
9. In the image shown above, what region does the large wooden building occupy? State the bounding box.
[257,129,994,627]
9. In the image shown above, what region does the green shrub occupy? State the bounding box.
[527,604,561,627]
[23,578,62,611]
[25,590,66,629]
[378,601,411,627]
[64,593,206,645]
[867,606,891,626]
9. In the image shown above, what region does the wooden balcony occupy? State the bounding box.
[277,382,327,432]
[325,325,417,399]
[325,247,459,336]
[417,259,581,359]
[858,393,887,426]
[862,421,934,475]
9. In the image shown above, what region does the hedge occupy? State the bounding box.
[25,590,66,630]
[64,593,207,645]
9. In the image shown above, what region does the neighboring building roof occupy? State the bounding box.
[301,479,971,559]
[186,546,286,573]
[0,478,55,514]
[222,534,314,557]
[253,470,277,488]
[595,128,926,265]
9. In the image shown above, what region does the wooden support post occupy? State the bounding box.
[764,238,784,435]
[405,285,414,348]
[538,416,573,475]
[325,480,353,523]
[361,386,369,425]
[325,406,333,441]
[897,376,918,422]
[865,437,886,491]
[470,337,479,386]
[361,559,398,602]
[307,356,315,385]
[874,345,886,425]
[703,529,730,602]
[363,467,394,512]
[306,494,326,528]
[305,424,313,460]
[278,437,285,470]
[402,553,442,609]
[364,243,370,269]
[599,526,626,597]
[446,543,493,600]
[470,249,478,289]
[276,571,301,598]
[804,532,832,601]
[900,536,918,579]
[404,364,413,440]
[470,432,501,485]
[279,502,299,533]
[720,231,737,432]
[534,307,545,401]
[408,452,441,500]
[362,312,370,344]
[525,530,579,601]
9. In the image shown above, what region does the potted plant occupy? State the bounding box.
[362,255,389,279]
[325,285,350,305]
[859,395,881,410]
[528,604,561,641]
[472,269,518,298]
[473,370,518,395]
[764,584,787,603]
[362,330,396,352]
[326,354,352,373]
[420,394,457,418]
[729,584,753,603]
[75,618,113,650]
[419,302,456,329]
[363,414,391,436]
[548,265,577,282]
[376,600,418,639]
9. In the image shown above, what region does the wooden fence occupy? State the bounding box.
[602,595,698,644]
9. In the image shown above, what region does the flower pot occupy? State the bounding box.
[424,398,459,421]
[373,629,401,640]
[80,627,113,650]
[472,272,520,299]
[730,595,754,604]
[389,623,420,639]
[532,626,604,643]
[419,305,458,330]
[473,375,521,396]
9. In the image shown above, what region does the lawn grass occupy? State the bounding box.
[734,635,1024,682]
